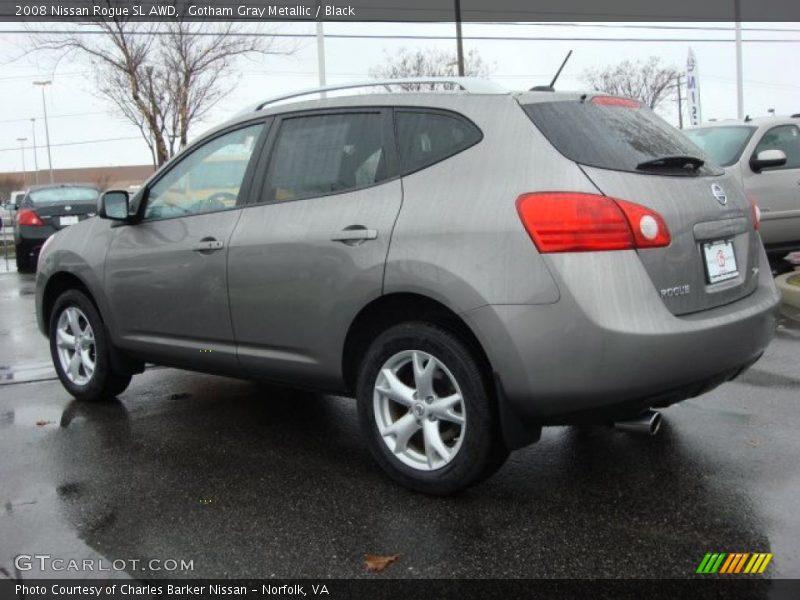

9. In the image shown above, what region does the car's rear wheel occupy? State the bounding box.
[49,289,132,401]
[356,322,508,495]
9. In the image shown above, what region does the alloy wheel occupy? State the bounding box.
[373,350,467,471]
[55,306,96,386]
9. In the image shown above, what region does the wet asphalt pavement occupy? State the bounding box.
[1,271,799,581]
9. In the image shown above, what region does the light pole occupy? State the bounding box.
[16,137,28,186]
[33,80,54,183]
[30,118,39,184]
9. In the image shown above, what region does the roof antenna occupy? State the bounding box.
[530,50,573,92]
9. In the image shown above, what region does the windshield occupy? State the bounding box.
[28,186,99,205]
[683,126,756,167]
[522,97,722,176]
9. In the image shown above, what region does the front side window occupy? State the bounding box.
[754,125,800,170]
[395,110,482,174]
[145,123,263,220]
[264,112,388,203]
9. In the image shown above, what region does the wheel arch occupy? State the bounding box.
[41,271,144,376]
[341,292,494,397]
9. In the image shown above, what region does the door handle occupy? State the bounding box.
[193,238,224,252]
[330,227,378,244]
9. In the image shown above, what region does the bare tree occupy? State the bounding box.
[582,57,680,113]
[32,11,293,165]
[369,47,493,90]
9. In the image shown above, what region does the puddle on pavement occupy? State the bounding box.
[0,362,57,384]
[0,406,65,429]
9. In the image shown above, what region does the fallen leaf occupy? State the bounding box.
[365,554,400,573]
[35,420,53,427]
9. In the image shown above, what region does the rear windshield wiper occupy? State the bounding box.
[636,155,705,171]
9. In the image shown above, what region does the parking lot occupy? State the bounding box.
[1,270,799,580]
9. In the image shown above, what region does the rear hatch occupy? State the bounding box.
[520,95,760,316]
[26,185,98,230]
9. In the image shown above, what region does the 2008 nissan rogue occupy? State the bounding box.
[35,78,780,494]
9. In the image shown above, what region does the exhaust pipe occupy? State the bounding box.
[614,409,662,436]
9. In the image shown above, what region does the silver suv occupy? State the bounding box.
[36,78,780,494]
[685,116,800,269]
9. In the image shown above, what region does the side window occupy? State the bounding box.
[264,113,388,203]
[145,123,264,220]
[395,110,482,175]
[754,125,800,170]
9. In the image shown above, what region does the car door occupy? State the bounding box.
[227,109,401,390]
[745,124,800,245]
[105,121,268,373]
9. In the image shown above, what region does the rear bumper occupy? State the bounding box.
[464,247,780,423]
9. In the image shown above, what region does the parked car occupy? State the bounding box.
[13,184,99,272]
[1,190,24,229]
[35,79,780,494]
[685,116,800,271]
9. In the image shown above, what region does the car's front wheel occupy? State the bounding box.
[49,289,132,401]
[356,322,508,495]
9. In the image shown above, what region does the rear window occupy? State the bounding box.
[683,126,756,167]
[28,186,98,205]
[522,98,721,176]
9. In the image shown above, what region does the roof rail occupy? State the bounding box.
[249,77,508,112]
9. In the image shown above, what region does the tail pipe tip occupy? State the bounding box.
[614,409,662,437]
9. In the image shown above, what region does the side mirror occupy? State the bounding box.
[750,148,787,172]
[99,190,130,221]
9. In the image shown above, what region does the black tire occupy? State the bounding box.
[356,322,508,495]
[49,289,132,402]
[15,246,34,273]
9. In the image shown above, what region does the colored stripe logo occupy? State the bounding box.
[697,552,773,574]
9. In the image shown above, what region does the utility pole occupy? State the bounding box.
[33,81,54,183]
[30,118,39,184]
[454,0,465,76]
[734,0,744,119]
[16,137,27,186]
[676,75,684,129]
[316,0,327,97]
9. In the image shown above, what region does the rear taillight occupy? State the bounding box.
[516,192,671,253]
[747,193,761,231]
[16,208,44,227]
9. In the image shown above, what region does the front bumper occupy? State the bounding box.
[464,248,780,422]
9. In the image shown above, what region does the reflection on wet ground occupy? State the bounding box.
[0,274,798,583]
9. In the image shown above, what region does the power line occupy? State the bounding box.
[0,135,141,154]
[0,110,108,124]
[3,29,800,42]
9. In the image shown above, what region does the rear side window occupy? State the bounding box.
[395,110,482,175]
[264,112,389,203]
[522,98,722,176]
[754,124,800,170]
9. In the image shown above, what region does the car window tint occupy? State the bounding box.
[395,110,481,174]
[145,124,263,220]
[523,99,722,176]
[754,125,800,170]
[264,113,387,203]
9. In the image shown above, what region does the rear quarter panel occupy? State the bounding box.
[385,95,597,312]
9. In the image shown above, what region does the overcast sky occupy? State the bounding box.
[0,21,798,174]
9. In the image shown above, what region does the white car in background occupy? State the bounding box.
[1,190,24,231]
[685,116,800,271]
